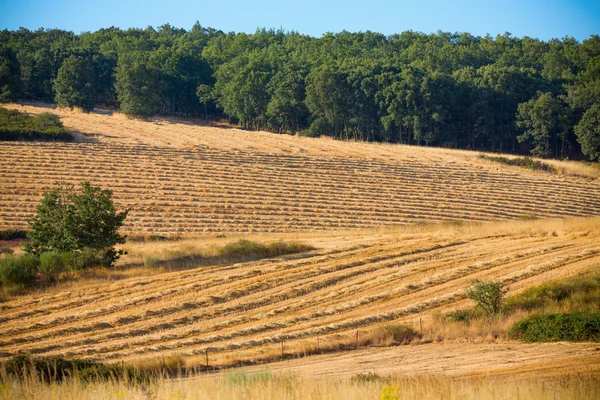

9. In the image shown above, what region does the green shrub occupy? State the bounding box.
[509,312,600,342]
[466,279,506,315]
[39,251,70,281]
[1,354,151,384]
[0,254,38,289]
[0,229,29,240]
[446,308,475,322]
[69,247,115,269]
[503,273,600,313]
[0,107,73,142]
[479,154,556,173]
[219,239,314,260]
[144,255,158,267]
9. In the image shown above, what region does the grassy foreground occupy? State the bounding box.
[1,372,599,400]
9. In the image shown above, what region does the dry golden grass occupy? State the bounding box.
[1,371,599,400]
[1,103,600,236]
[2,103,600,390]
[0,217,598,373]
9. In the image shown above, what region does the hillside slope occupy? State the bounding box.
[1,103,600,236]
[0,219,598,367]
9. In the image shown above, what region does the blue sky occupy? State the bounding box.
[1,0,598,41]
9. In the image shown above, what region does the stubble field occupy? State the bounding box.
[1,103,600,398]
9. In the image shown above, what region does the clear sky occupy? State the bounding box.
[1,0,598,41]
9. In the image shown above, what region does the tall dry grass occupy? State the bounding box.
[1,370,598,400]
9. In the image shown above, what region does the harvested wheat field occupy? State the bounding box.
[0,218,599,371]
[1,103,600,236]
[1,103,600,383]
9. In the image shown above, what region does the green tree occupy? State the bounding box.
[516,92,569,158]
[0,45,21,102]
[24,181,128,267]
[115,51,160,117]
[266,66,307,134]
[53,56,96,111]
[466,279,506,315]
[574,103,600,161]
[196,84,213,120]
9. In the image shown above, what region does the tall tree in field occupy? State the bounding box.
[115,51,160,118]
[54,56,96,111]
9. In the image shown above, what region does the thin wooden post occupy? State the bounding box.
[355,330,359,349]
[281,339,285,357]
[205,349,209,368]
[317,337,320,352]
[420,318,423,334]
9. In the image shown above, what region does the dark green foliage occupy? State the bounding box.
[479,155,556,172]
[39,251,72,281]
[509,312,600,342]
[466,279,506,315]
[0,45,22,102]
[25,181,128,267]
[1,354,150,384]
[0,229,28,240]
[53,55,96,111]
[68,247,118,270]
[503,272,600,313]
[219,239,314,260]
[196,84,213,120]
[516,92,571,158]
[115,51,161,117]
[0,107,73,141]
[574,103,600,161]
[2,26,600,159]
[446,308,476,322]
[0,254,38,289]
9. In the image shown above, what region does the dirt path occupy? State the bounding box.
[244,341,600,378]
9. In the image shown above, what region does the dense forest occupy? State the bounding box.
[0,23,599,160]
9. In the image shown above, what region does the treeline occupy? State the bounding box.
[1,24,599,159]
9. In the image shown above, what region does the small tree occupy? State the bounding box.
[196,84,213,120]
[24,181,128,267]
[466,279,506,315]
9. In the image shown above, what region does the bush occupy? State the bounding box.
[446,308,475,322]
[2,354,151,384]
[479,154,556,173]
[0,229,28,240]
[466,279,506,315]
[0,254,38,289]
[503,273,600,313]
[219,239,314,260]
[144,255,158,267]
[509,312,600,342]
[0,107,73,142]
[39,251,70,281]
[69,247,116,269]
